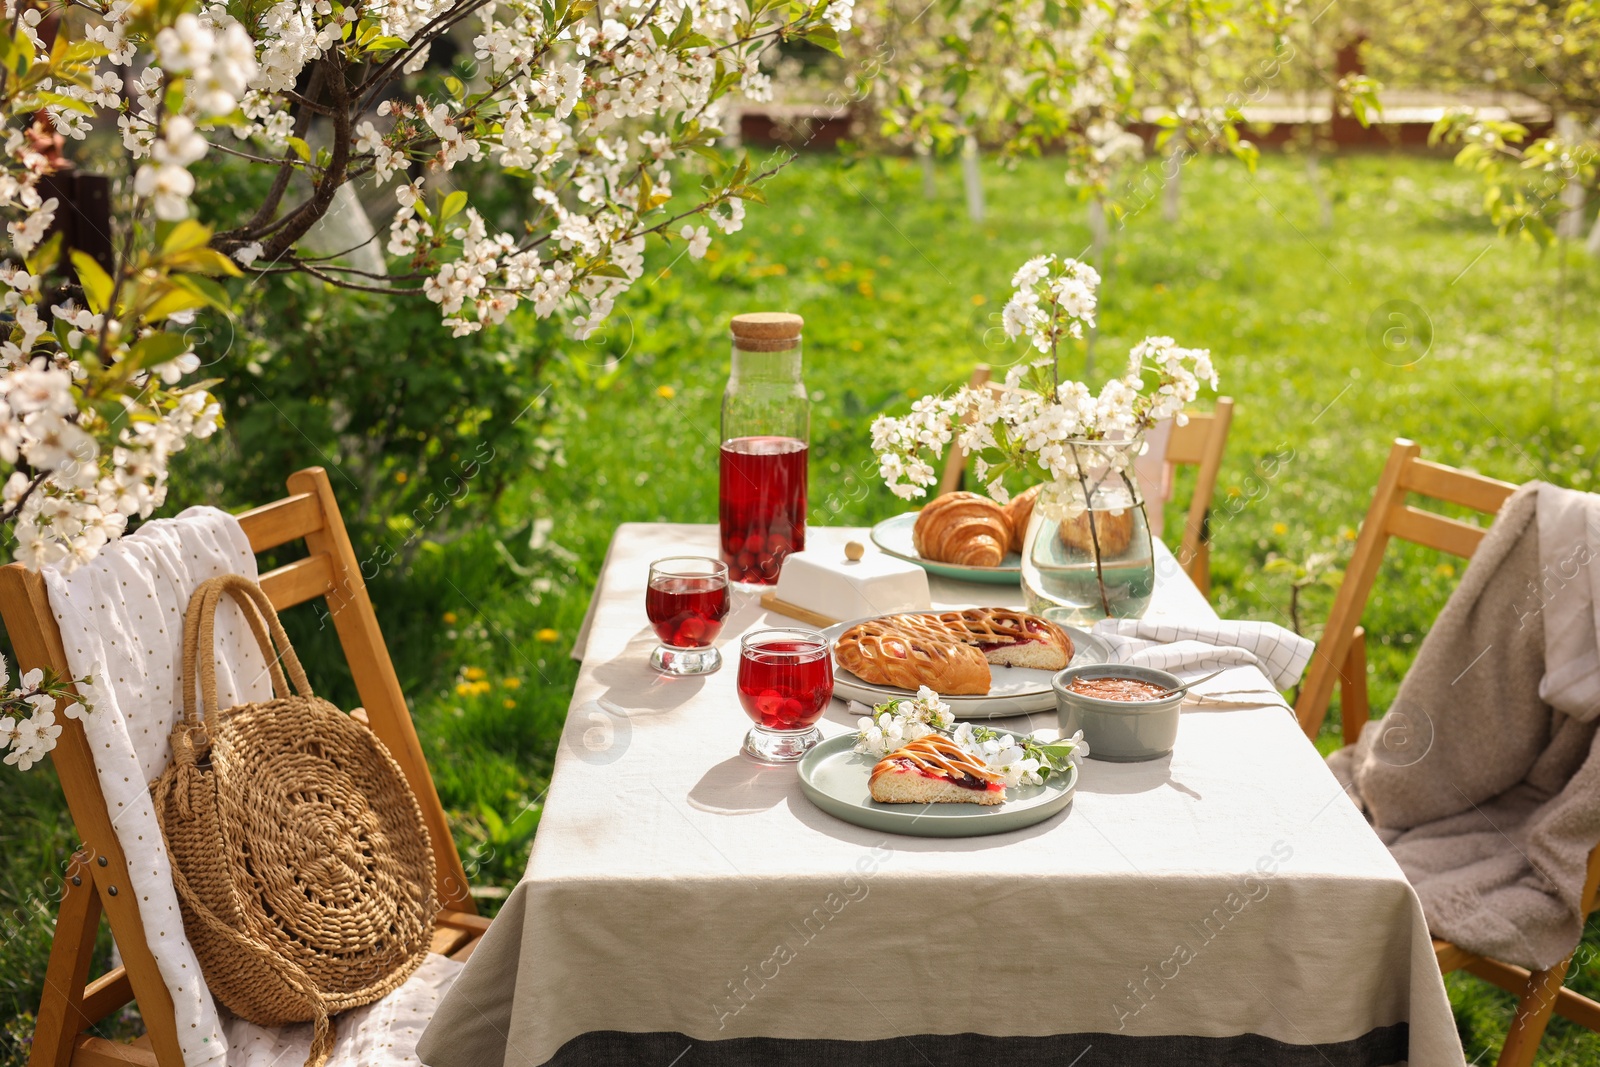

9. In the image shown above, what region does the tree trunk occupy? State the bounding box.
[1557,115,1586,241]
[1162,145,1183,223]
[1305,147,1333,229]
[962,135,985,223]
[302,183,387,279]
[1086,196,1108,378]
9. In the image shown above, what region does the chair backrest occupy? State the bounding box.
[1294,439,1517,738]
[1164,398,1234,595]
[0,467,474,1067]
[935,363,1234,592]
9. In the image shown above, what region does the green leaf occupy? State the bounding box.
[167,247,245,277]
[170,274,234,313]
[35,91,94,114]
[687,143,724,166]
[145,287,209,322]
[439,190,468,221]
[162,219,214,254]
[800,26,842,55]
[129,331,189,368]
[24,232,60,277]
[70,252,114,313]
[286,136,312,163]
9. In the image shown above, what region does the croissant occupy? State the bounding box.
[869,735,1006,805]
[913,492,1011,567]
[834,616,990,695]
[1001,485,1042,554]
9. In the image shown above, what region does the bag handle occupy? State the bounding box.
[180,574,315,729]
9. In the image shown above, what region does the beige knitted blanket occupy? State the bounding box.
[1329,482,1600,971]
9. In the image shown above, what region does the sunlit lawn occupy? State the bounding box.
[3,149,1597,1064]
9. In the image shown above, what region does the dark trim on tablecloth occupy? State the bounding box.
[536,1024,1409,1066]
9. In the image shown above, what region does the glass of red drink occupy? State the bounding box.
[720,435,807,586]
[646,557,730,676]
[737,627,833,762]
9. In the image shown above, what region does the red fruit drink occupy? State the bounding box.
[719,436,807,585]
[736,640,833,730]
[645,576,730,648]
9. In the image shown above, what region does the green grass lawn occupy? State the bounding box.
[3,149,1599,1064]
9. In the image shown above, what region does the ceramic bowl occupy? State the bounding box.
[1052,663,1185,762]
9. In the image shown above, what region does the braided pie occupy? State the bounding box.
[834,615,991,694]
[929,608,1074,671]
[869,735,1006,805]
[834,608,1073,695]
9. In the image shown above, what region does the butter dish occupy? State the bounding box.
[769,541,931,625]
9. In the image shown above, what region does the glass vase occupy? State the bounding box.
[1020,438,1156,627]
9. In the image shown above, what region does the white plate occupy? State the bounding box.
[821,615,1111,718]
[798,733,1079,838]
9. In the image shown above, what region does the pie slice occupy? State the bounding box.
[927,608,1073,671]
[868,735,1006,806]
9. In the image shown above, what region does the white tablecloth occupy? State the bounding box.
[419,524,1463,1067]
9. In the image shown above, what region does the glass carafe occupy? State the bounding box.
[720,313,809,587]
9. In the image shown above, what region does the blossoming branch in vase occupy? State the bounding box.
[852,686,1086,788]
[870,254,1218,513]
[0,653,91,772]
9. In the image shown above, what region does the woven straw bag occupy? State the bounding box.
[151,575,435,1066]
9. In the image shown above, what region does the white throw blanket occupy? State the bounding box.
[43,506,458,1066]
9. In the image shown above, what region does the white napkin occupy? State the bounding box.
[1091,617,1314,693]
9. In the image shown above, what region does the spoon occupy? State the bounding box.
[1156,667,1228,700]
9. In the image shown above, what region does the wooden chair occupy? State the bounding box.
[0,467,488,1067]
[936,363,1234,596]
[1295,438,1600,1065]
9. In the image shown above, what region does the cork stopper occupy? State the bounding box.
[730,312,803,352]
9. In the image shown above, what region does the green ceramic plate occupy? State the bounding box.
[797,733,1079,838]
[869,512,1021,586]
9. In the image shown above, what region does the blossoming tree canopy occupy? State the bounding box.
[0,0,857,571]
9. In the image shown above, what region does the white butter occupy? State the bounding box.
[775,544,931,623]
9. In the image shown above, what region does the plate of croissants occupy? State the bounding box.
[824,606,1110,717]
[870,487,1044,584]
[798,733,1079,837]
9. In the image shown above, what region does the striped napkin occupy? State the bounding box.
[1091,617,1314,701]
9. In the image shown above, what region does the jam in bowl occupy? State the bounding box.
[1063,675,1169,702]
[1052,664,1185,762]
